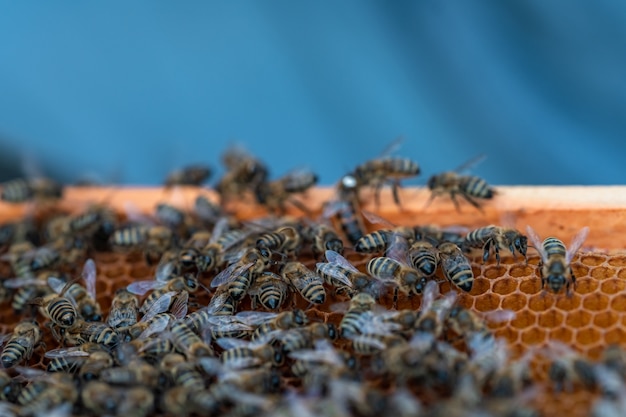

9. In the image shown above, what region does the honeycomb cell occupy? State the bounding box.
[511,310,537,329]
[129,265,151,279]
[573,278,598,294]
[473,293,501,312]
[590,266,614,280]
[581,293,609,311]
[610,294,626,312]
[592,311,619,329]
[618,268,626,279]
[599,279,626,295]
[468,277,490,296]
[500,293,528,311]
[537,310,564,328]
[554,294,582,311]
[493,327,519,344]
[575,327,602,346]
[548,327,574,344]
[604,327,626,345]
[519,279,541,294]
[491,278,517,295]
[509,265,533,278]
[580,254,607,266]
[521,327,546,344]
[571,264,589,278]
[483,265,507,280]
[608,255,626,267]
[528,294,556,312]
[565,309,592,328]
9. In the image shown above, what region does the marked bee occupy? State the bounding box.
[526,225,589,294]
[438,242,474,292]
[0,320,43,368]
[427,155,495,211]
[282,261,326,306]
[463,225,528,264]
[165,164,212,187]
[322,174,365,245]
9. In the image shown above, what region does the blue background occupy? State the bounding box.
[0,1,624,186]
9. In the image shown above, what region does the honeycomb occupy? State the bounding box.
[1,185,625,417]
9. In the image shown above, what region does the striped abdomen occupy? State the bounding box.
[460,176,494,199]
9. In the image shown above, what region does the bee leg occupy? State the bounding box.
[392,287,399,309]
[449,192,462,212]
[287,198,313,216]
[373,182,384,210]
[460,193,484,213]
[482,241,491,264]
[494,245,501,266]
[390,180,402,208]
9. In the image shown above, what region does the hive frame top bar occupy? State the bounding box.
[1,185,625,249]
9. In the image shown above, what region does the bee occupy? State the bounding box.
[110,224,174,265]
[278,322,339,353]
[124,291,189,342]
[51,319,120,349]
[236,309,308,341]
[445,305,515,342]
[45,342,107,374]
[211,247,269,302]
[353,155,420,207]
[255,169,318,213]
[248,271,290,311]
[354,229,396,254]
[282,261,326,306]
[48,258,102,322]
[462,225,528,264]
[526,226,589,294]
[31,280,78,328]
[217,334,284,370]
[0,320,43,368]
[107,288,139,330]
[184,291,245,340]
[317,250,385,297]
[438,242,474,292]
[302,222,344,259]
[346,312,406,355]
[186,217,240,273]
[3,272,53,314]
[427,155,495,211]
[100,358,160,388]
[169,319,214,359]
[217,146,269,203]
[338,292,379,338]
[194,194,225,225]
[408,239,439,278]
[160,352,206,389]
[322,175,366,245]
[544,341,597,392]
[0,176,63,203]
[15,371,77,416]
[0,368,20,402]
[255,226,301,258]
[82,381,154,417]
[165,164,212,187]
[288,339,358,390]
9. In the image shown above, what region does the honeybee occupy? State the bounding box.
[526,226,589,294]
[255,226,301,258]
[248,271,290,311]
[15,370,77,416]
[194,194,225,225]
[124,291,189,342]
[217,146,269,204]
[51,319,120,349]
[438,242,474,292]
[302,221,344,259]
[407,239,439,278]
[0,368,20,403]
[322,175,366,245]
[110,224,174,265]
[160,352,206,389]
[48,258,102,322]
[169,319,215,359]
[165,164,212,187]
[100,358,160,388]
[31,281,78,328]
[282,261,326,306]
[445,305,515,343]
[338,292,379,338]
[346,312,406,355]
[351,137,420,207]
[413,280,458,338]
[463,225,528,264]
[82,381,154,417]
[427,155,495,211]
[0,320,43,368]
[235,309,308,341]
[3,271,54,314]
[544,341,597,392]
[107,288,139,330]
[185,217,241,273]
[217,333,284,370]
[278,322,339,353]
[211,247,269,302]
[288,339,356,384]
[254,168,318,213]
[45,342,108,374]
[0,176,63,203]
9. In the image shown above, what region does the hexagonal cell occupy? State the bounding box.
[474,293,501,312]
[600,279,626,295]
[491,278,518,295]
[528,294,556,312]
[592,311,620,329]
[521,327,546,344]
[483,265,507,280]
[565,310,592,328]
[618,268,626,280]
[501,293,528,311]
[604,327,626,345]
[571,263,590,278]
[575,327,602,346]
[608,255,626,267]
[537,310,564,328]
[554,294,582,311]
[590,266,615,280]
[509,264,534,278]
[519,279,541,294]
[573,278,598,294]
[469,277,491,296]
[548,327,574,344]
[580,254,607,266]
[129,265,152,279]
[611,294,626,312]
[581,293,610,311]
[510,310,537,329]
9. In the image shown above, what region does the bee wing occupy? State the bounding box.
[361,210,395,227]
[453,154,487,173]
[525,226,549,263]
[123,201,156,225]
[324,250,359,273]
[481,309,516,324]
[44,347,91,358]
[420,280,440,312]
[47,276,66,294]
[14,366,47,379]
[566,226,590,264]
[138,316,173,340]
[315,263,353,288]
[378,135,404,158]
[140,291,177,322]
[206,316,253,332]
[205,291,230,315]
[209,216,230,244]
[127,280,165,296]
[210,261,254,288]
[3,277,46,288]
[235,310,277,326]
[155,261,175,282]
[82,258,97,300]
[216,337,250,350]
[385,234,410,265]
[289,270,324,293]
[169,291,189,319]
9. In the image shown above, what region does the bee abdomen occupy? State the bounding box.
[460,176,494,199]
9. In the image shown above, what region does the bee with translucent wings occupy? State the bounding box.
[0,319,43,368]
[526,226,589,294]
[317,250,389,298]
[322,174,366,246]
[48,258,102,322]
[254,167,319,214]
[210,247,269,302]
[427,154,496,212]
[217,332,284,370]
[248,271,290,311]
[281,261,326,306]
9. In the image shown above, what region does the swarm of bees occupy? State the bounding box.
[0,142,613,417]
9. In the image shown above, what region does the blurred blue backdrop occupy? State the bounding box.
[0,1,624,186]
